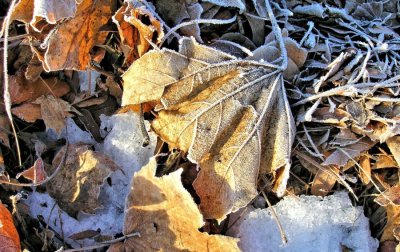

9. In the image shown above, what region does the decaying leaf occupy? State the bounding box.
[0,203,20,252]
[108,158,240,252]
[113,1,164,65]
[122,37,295,220]
[40,0,115,71]
[30,0,77,29]
[33,95,74,135]
[9,71,70,105]
[16,158,47,184]
[11,103,42,123]
[47,144,118,217]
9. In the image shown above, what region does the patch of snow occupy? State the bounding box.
[232,192,379,252]
[45,117,97,146]
[78,70,100,95]
[24,112,156,248]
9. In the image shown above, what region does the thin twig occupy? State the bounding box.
[2,0,22,167]
[261,191,288,245]
[293,74,400,106]
[265,0,288,70]
[60,232,141,252]
[161,16,238,45]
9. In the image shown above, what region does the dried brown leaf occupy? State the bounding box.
[112,3,164,65]
[41,0,115,71]
[108,158,240,252]
[122,37,295,220]
[47,144,118,217]
[11,103,42,123]
[311,165,339,196]
[358,154,371,185]
[9,71,70,105]
[33,95,74,135]
[387,136,400,167]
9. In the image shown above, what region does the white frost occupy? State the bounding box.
[233,192,378,252]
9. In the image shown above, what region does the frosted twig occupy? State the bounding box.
[265,0,288,70]
[2,0,22,167]
[161,16,238,45]
[293,74,400,106]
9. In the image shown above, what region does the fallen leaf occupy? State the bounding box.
[11,103,42,123]
[122,37,295,220]
[376,185,400,206]
[30,0,77,30]
[0,203,20,252]
[33,95,74,135]
[380,204,400,242]
[112,2,164,65]
[358,154,371,185]
[311,165,339,196]
[373,154,398,169]
[203,0,246,13]
[108,158,240,252]
[387,136,400,167]
[47,144,118,217]
[322,137,375,167]
[16,157,47,183]
[41,0,115,71]
[9,71,70,105]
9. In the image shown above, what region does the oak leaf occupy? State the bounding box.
[0,203,20,252]
[41,0,115,71]
[47,144,118,217]
[122,37,295,220]
[108,158,240,252]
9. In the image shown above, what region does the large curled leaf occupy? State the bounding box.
[108,158,240,251]
[122,37,295,220]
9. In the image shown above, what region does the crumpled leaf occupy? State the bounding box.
[16,157,47,183]
[47,144,118,217]
[33,95,74,135]
[122,37,295,220]
[41,0,115,71]
[112,1,163,65]
[0,203,20,252]
[108,158,240,252]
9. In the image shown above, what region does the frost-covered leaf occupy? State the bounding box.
[30,0,77,30]
[0,203,20,252]
[41,0,115,71]
[112,2,163,65]
[122,37,295,220]
[108,158,240,251]
[47,144,118,217]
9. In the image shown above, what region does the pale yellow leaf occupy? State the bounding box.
[108,158,240,252]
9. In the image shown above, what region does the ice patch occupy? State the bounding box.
[233,192,378,252]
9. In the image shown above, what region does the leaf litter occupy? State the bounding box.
[1,0,400,251]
